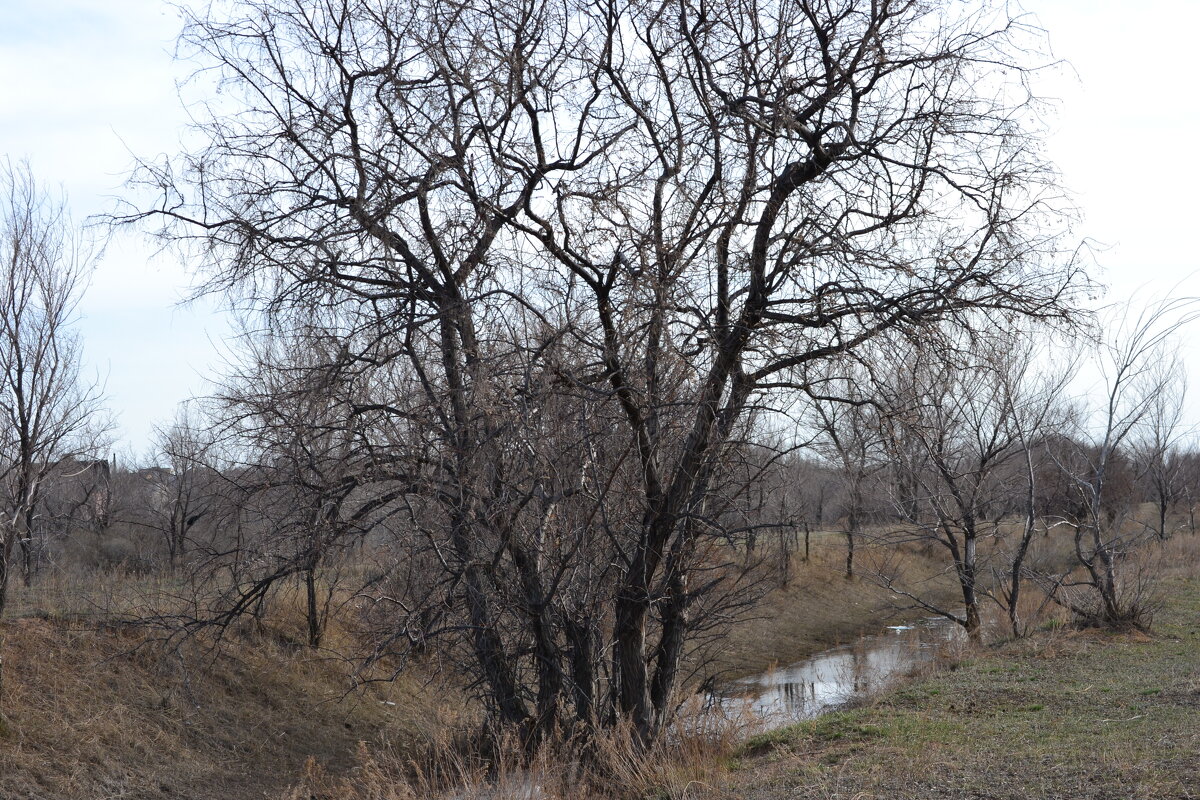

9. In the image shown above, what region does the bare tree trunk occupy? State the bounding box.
[1076,518,1121,625]
[0,537,11,618]
[613,593,650,739]
[959,530,982,642]
[1158,484,1169,540]
[305,565,321,648]
[168,503,185,568]
[454,515,529,728]
[1007,447,1039,637]
[564,615,598,728]
[650,530,696,734]
[17,502,35,588]
[964,598,982,641]
[650,584,687,734]
[779,526,792,587]
[845,529,855,580]
[18,538,31,589]
[845,489,861,580]
[506,530,562,744]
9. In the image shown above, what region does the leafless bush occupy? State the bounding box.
[1047,297,1200,630]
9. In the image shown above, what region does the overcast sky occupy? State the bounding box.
[1,0,1198,454]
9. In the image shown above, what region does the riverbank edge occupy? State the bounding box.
[715,574,1200,799]
[706,543,964,685]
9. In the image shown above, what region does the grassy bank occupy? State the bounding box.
[0,580,454,800]
[1,528,1188,799]
[713,532,963,680]
[0,534,949,800]
[722,576,1200,798]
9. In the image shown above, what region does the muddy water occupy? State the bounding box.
[709,616,963,728]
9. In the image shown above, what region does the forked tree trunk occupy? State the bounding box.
[1007,447,1039,637]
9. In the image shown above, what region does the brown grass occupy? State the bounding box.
[712,532,963,680]
[5,524,1194,799]
[0,574,457,800]
[716,530,1200,800]
[284,699,756,800]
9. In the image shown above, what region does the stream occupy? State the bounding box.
[707,615,963,728]
[454,617,964,799]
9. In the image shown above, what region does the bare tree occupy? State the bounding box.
[0,160,106,615]
[808,363,883,580]
[146,403,221,568]
[30,455,114,572]
[1175,450,1200,537]
[126,0,1084,743]
[1053,298,1199,628]
[196,319,387,649]
[763,454,835,584]
[990,343,1073,637]
[873,333,1064,641]
[1130,358,1188,540]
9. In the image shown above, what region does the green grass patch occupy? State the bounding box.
[729,574,1200,799]
[739,710,885,755]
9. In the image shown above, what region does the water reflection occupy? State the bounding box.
[710,617,961,725]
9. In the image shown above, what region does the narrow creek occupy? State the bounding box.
[707,616,964,728]
[452,618,965,799]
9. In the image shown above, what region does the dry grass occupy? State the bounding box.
[284,699,756,800]
[717,531,1200,800]
[0,572,458,800]
[5,526,1197,799]
[712,532,964,680]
